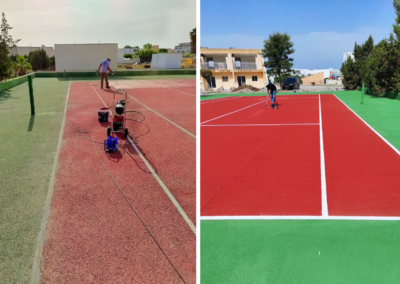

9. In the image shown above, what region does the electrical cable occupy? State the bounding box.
[90,133,186,283]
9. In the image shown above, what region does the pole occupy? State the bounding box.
[28,75,35,114]
[361,83,364,104]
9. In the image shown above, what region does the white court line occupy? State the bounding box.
[200,215,400,221]
[333,93,400,156]
[129,95,196,139]
[167,87,196,97]
[127,136,196,235]
[201,100,265,124]
[319,94,328,216]
[91,86,196,235]
[201,96,241,104]
[201,123,319,127]
[31,79,72,284]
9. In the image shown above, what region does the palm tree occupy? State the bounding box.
[12,55,32,76]
[190,28,196,54]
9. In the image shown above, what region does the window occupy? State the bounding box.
[222,76,228,82]
[207,57,213,62]
[252,76,258,82]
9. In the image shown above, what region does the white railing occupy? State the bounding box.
[234,62,262,70]
[201,62,228,70]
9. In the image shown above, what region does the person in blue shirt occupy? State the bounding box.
[97,58,114,89]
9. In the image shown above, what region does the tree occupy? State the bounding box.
[190,28,196,54]
[1,13,20,49]
[28,49,50,71]
[261,32,295,87]
[159,48,168,53]
[353,35,374,86]
[0,13,20,81]
[200,69,213,89]
[49,55,55,67]
[124,45,133,48]
[12,55,32,76]
[340,56,359,90]
[364,0,400,96]
[143,43,152,50]
[135,49,158,63]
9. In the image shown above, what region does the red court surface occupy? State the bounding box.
[41,79,195,283]
[201,94,400,217]
[322,95,400,216]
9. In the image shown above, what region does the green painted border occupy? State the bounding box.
[0,73,36,92]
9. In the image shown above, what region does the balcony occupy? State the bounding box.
[234,62,263,70]
[201,62,228,70]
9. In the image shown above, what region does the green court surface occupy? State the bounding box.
[201,220,400,283]
[0,78,69,284]
[201,91,400,283]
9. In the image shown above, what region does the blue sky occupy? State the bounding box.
[201,0,395,69]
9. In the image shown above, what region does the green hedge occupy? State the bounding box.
[0,73,35,92]
[359,86,400,100]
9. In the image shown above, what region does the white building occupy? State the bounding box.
[343,52,354,63]
[151,53,182,69]
[174,42,191,53]
[291,68,341,79]
[54,43,117,71]
[11,45,54,57]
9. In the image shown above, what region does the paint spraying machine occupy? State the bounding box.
[104,88,129,153]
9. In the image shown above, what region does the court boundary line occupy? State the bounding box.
[319,94,328,216]
[333,93,400,156]
[127,136,196,235]
[200,215,400,221]
[30,78,72,284]
[167,87,196,97]
[128,95,196,139]
[201,123,319,127]
[90,84,196,234]
[201,100,265,124]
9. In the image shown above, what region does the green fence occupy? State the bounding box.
[358,86,400,100]
[0,73,36,92]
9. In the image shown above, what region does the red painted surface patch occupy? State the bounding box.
[201,125,321,216]
[41,81,195,283]
[322,95,400,216]
[201,95,319,125]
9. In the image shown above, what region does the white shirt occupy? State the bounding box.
[100,59,110,73]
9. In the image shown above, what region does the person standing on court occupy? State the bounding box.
[97,58,114,89]
[266,80,277,109]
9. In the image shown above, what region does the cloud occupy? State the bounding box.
[201,26,392,69]
[2,0,196,48]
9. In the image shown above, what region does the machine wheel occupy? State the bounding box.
[124,128,129,138]
[107,126,111,137]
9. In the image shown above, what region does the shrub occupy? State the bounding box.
[123,54,133,59]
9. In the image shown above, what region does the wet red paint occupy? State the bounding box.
[322,94,400,216]
[41,81,195,283]
[201,95,321,216]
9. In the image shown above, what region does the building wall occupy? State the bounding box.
[343,52,354,62]
[11,46,54,57]
[302,72,324,85]
[117,48,135,59]
[55,44,118,71]
[151,53,182,69]
[202,71,265,90]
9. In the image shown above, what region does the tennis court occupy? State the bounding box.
[0,75,196,284]
[200,93,400,283]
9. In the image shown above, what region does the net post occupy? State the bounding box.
[28,75,35,115]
